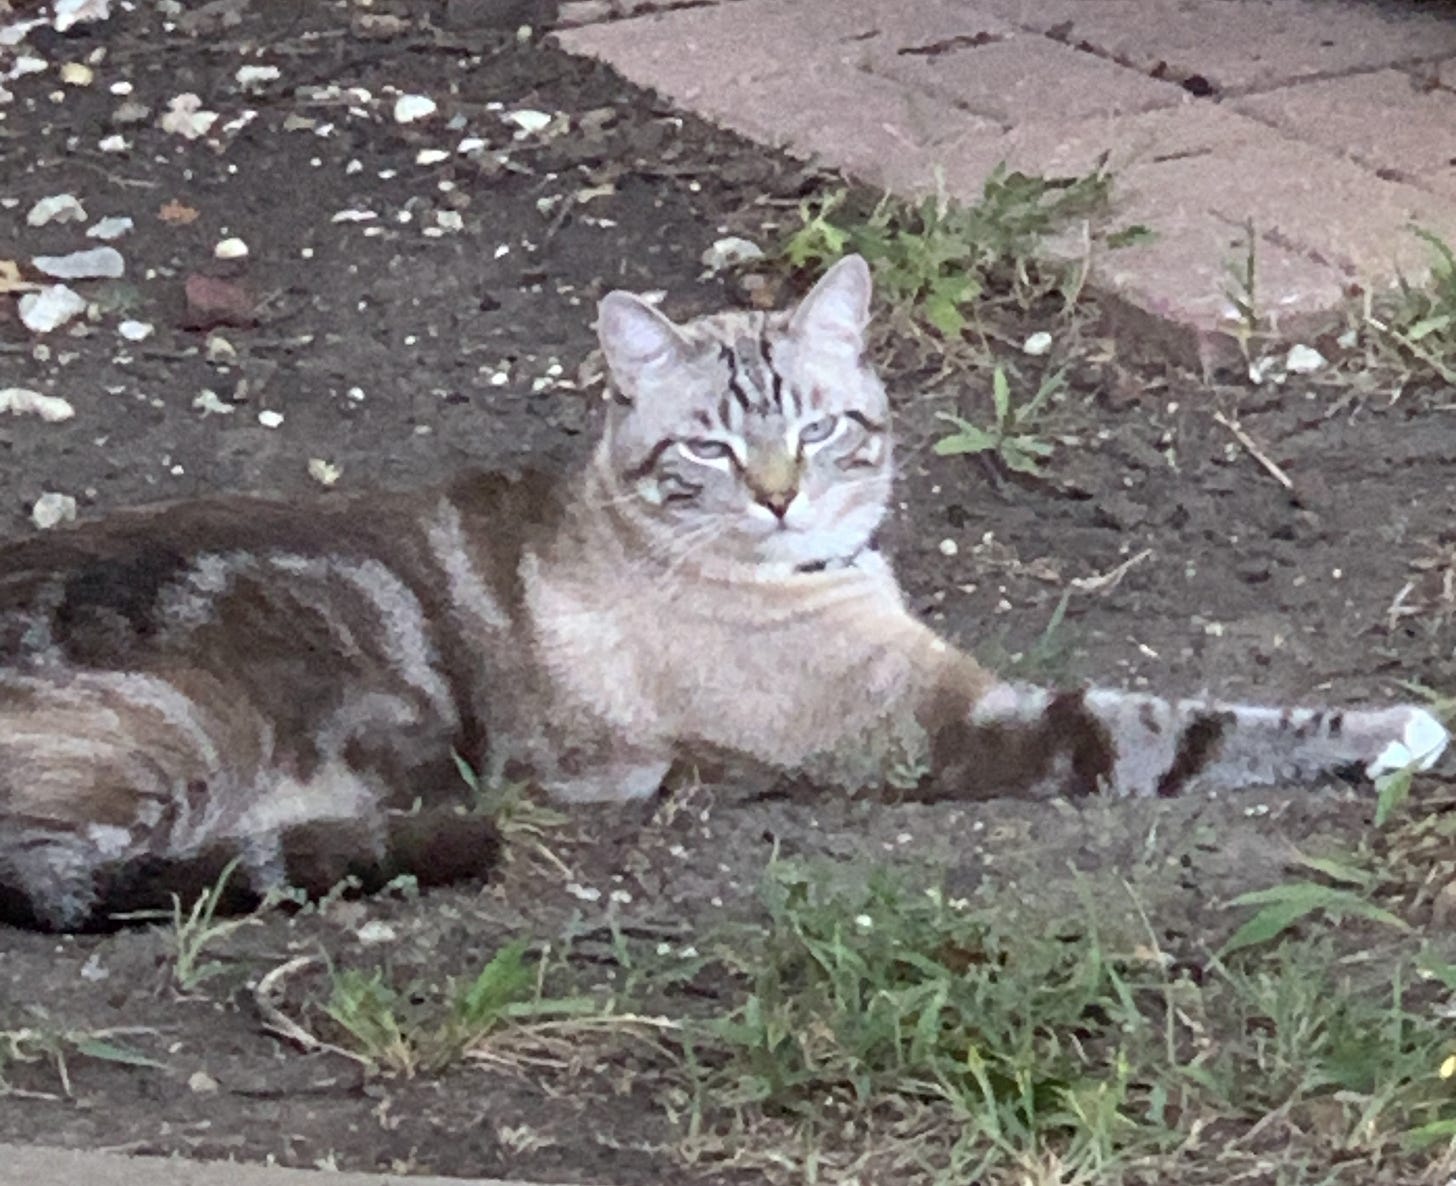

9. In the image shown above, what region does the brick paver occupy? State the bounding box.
[554,0,1456,359]
[1234,70,1456,193]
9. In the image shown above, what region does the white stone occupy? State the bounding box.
[31,492,78,530]
[213,237,248,260]
[699,235,763,275]
[192,389,235,416]
[159,92,218,139]
[52,0,111,33]
[504,108,551,135]
[307,458,341,486]
[355,920,395,945]
[1285,343,1327,374]
[393,94,436,123]
[26,193,86,227]
[97,133,128,153]
[87,215,133,240]
[32,246,124,279]
[235,64,280,91]
[415,148,449,165]
[17,284,87,333]
[0,387,76,422]
[118,319,152,341]
[257,409,284,429]
[59,61,93,86]
[1022,331,1053,357]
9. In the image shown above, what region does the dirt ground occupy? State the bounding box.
[4,2,1456,1183]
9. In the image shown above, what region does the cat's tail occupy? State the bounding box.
[927,682,1450,800]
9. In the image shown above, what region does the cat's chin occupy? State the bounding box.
[751,524,876,569]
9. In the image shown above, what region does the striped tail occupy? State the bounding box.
[929,683,1450,800]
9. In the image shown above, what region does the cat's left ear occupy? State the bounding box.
[597,291,691,398]
[788,254,873,350]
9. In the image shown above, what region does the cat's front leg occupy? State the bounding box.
[537,734,674,804]
[940,682,1450,799]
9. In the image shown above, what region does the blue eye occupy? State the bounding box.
[798,416,838,445]
[683,438,736,462]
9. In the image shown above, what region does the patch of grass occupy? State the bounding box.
[114,857,262,993]
[628,861,1456,1183]
[675,864,1172,1182]
[777,163,1114,341]
[934,362,1063,476]
[452,751,569,871]
[1372,226,1456,385]
[1222,218,1261,367]
[321,939,596,1076]
[0,1025,166,1097]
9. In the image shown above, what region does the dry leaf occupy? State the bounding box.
[159,199,200,225]
[0,259,39,294]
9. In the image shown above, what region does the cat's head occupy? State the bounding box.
[593,255,892,570]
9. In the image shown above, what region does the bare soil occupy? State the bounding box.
[3,2,1456,1183]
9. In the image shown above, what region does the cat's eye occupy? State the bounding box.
[797,416,838,446]
[682,438,737,463]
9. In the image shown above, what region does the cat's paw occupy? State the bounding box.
[1365,707,1450,778]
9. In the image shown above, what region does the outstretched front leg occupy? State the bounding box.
[926,680,1449,801]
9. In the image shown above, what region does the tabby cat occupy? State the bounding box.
[0,255,1446,931]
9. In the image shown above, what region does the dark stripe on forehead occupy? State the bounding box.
[624,437,675,481]
[845,409,887,434]
[721,345,753,413]
[760,338,785,412]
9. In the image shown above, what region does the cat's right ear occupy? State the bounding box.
[597,292,690,399]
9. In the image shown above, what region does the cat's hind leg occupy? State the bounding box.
[0,668,271,930]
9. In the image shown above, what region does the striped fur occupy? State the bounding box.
[0,255,1446,930]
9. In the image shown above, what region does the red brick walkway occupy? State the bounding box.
[555,0,1456,357]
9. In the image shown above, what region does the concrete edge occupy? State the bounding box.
[0,1145,581,1186]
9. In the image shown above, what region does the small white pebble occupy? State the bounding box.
[938,538,958,557]
[393,93,437,124]
[1023,330,1053,356]
[87,216,133,240]
[503,108,551,135]
[235,64,280,91]
[192,389,234,416]
[118,319,153,341]
[257,409,284,429]
[307,458,340,487]
[31,492,77,530]
[213,237,248,260]
[356,920,397,945]
[415,148,449,165]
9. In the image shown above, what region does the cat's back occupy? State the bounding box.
[0,468,566,670]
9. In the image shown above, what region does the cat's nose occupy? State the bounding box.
[756,489,796,519]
